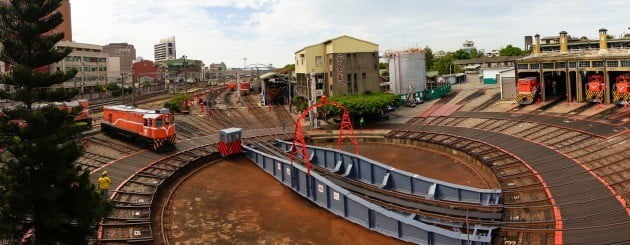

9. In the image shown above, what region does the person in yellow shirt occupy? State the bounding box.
[98,171,111,201]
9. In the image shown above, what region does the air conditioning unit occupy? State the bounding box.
[316,90,324,96]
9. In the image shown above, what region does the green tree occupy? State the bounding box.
[453,49,471,60]
[433,53,463,75]
[499,45,524,56]
[470,49,484,58]
[0,0,111,243]
[321,93,399,119]
[424,46,435,71]
[378,62,388,69]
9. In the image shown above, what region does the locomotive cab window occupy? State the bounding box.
[144,119,149,127]
[156,119,163,127]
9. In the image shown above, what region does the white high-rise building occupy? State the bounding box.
[154,36,176,64]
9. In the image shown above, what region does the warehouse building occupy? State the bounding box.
[515,28,630,104]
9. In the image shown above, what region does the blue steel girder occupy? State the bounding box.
[275,140,502,206]
[243,145,496,245]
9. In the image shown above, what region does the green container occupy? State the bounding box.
[483,78,497,84]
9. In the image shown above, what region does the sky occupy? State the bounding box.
[71,0,630,68]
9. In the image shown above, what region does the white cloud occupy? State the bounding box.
[70,0,630,68]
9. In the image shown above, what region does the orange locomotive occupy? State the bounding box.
[515,77,540,105]
[585,74,605,103]
[34,99,92,127]
[101,105,176,152]
[613,74,630,105]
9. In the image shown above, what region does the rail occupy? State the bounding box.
[274,140,502,206]
[243,144,495,244]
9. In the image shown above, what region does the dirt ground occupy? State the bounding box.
[167,156,407,244]
[329,142,491,189]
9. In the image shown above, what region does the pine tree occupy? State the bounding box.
[0,0,111,243]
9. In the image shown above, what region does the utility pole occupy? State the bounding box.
[131,72,135,106]
[182,55,188,94]
[120,72,125,105]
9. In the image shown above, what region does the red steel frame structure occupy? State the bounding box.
[290,96,358,174]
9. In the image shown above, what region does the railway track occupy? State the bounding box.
[455,88,486,105]
[402,117,630,244]
[470,93,501,112]
[89,90,170,113]
[99,144,219,244]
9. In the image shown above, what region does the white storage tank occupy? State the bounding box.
[387,50,427,95]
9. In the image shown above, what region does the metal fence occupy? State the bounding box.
[398,83,452,102]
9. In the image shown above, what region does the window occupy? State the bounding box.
[99,67,107,71]
[579,61,590,68]
[347,74,352,82]
[517,64,528,70]
[98,58,106,63]
[83,66,90,71]
[346,54,351,58]
[542,63,554,69]
[621,60,630,67]
[555,62,566,68]
[568,62,577,68]
[352,53,356,58]
[591,61,604,68]
[353,80,358,92]
[64,56,81,62]
[362,73,366,79]
[156,119,163,127]
[143,119,148,127]
[607,60,619,67]
[530,63,540,69]
[353,73,357,81]
[83,57,98,62]
[315,56,322,66]
[347,82,352,93]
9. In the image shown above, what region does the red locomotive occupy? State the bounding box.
[101,105,176,152]
[613,74,630,105]
[240,81,250,95]
[227,82,237,91]
[585,74,605,103]
[218,128,242,156]
[515,77,540,105]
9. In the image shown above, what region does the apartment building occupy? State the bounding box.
[48,41,121,91]
[154,36,176,64]
[294,35,380,99]
[103,43,136,75]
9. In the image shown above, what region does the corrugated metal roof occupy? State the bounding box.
[453,56,521,65]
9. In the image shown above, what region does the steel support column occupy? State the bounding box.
[566,68,571,102]
[604,64,611,104]
[576,70,583,103]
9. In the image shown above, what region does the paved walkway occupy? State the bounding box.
[398,124,630,244]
